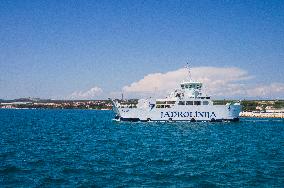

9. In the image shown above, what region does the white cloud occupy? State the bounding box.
[109,91,123,99]
[69,86,103,99]
[120,66,284,99]
[122,67,251,98]
[66,67,284,100]
[245,83,284,98]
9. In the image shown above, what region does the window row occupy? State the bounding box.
[181,84,202,89]
[156,105,170,108]
[178,101,209,105]
[156,101,176,105]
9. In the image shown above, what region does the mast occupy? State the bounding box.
[186,62,192,81]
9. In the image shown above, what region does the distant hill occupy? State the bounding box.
[0,98,52,103]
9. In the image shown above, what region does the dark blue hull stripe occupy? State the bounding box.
[118,118,240,122]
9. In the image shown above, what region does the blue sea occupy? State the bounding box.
[0,109,283,187]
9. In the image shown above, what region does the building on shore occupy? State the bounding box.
[240,109,284,118]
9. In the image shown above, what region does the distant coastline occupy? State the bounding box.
[0,98,283,118]
[0,98,112,110]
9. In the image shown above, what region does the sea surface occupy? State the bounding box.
[0,109,283,187]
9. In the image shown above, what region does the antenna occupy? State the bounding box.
[186,62,192,81]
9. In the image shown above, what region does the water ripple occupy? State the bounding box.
[0,109,283,187]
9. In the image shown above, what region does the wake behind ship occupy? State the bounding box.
[110,67,242,122]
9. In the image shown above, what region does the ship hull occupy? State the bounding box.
[114,104,242,122]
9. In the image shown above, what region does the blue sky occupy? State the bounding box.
[0,0,283,99]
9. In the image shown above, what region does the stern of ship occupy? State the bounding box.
[229,103,242,121]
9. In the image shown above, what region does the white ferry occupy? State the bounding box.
[110,66,242,122]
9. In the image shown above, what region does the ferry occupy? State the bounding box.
[110,66,242,122]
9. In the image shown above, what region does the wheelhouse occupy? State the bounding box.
[180,82,202,90]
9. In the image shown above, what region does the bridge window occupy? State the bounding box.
[178,101,185,105]
[203,101,209,105]
[156,101,166,105]
[206,97,210,99]
[194,101,201,105]
[186,101,193,105]
[181,84,185,89]
[166,101,176,104]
